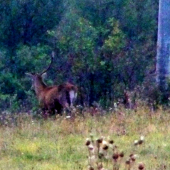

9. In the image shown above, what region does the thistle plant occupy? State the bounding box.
[85,135,145,170]
[134,136,145,146]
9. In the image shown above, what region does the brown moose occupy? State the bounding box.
[26,52,77,118]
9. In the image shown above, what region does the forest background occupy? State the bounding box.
[0,0,159,112]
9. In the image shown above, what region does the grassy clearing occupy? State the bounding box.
[0,107,170,169]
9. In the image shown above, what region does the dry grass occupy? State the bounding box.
[0,106,169,169]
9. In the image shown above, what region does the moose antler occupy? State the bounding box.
[40,51,55,75]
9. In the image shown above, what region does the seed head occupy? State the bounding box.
[109,140,114,144]
[125,159,131,165]
[140,136,145,141]
[86,138,91,146]
[88,166,94,170]
[131,155,136,162]
[102,141,109,150]
[119,151,124,158]
[134,140,139,145]
[102,140,108,145]
[96,138,103,144]
[112,152,119,161]
[138,140,143,145]
[138,136,145,145]
[102,145,109,150]
[138,162,145,170]
[96,138,103,148]
[129,153,134,157]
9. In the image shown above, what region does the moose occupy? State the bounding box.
[26,52,77,118]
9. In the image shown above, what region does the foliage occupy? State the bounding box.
[0,0,159,111]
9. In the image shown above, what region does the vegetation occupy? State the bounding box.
[0,1,169,169]
[0,0,168,169]
[0,0,159,112]
[0,106,169,169]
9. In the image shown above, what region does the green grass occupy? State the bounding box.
[0,107,170,169]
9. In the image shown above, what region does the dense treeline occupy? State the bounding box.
[0,0,158,112]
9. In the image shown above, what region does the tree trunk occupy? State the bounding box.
[156,0,170,97]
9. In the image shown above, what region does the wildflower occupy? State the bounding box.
[163,143,167,147]
[66,116,71,119]
[114,102,118,108]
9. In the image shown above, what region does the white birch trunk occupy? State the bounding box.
[156,0,170,91]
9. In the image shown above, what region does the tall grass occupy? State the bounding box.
[0,106,169,169]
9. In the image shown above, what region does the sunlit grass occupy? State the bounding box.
[0,107,170,169]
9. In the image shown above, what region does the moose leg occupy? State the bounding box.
[50,108,56,116]
[47,104,55,116]
[63,101,72,117]
[54,99,63,115]
[42,108,49,119]
[56,104,63,115]
[47,108,56,117]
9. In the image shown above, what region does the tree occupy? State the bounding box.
[0,0,159,111]
[156,0,170,99]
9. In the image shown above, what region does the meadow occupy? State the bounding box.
[0,106,169,170]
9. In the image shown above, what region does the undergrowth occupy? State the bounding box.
[0,106,169,170]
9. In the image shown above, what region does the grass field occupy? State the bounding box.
[0,106,169,170]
